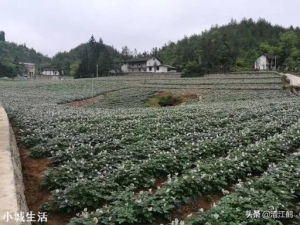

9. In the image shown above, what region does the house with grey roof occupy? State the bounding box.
[254,54,278,70]
[121,56,176,73]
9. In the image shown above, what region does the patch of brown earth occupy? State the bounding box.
[134,178,168,195]
[67,94,106,107]
[13,125,72,225]
[152,179,167,194]
[172,192,225,221]
[147,91,200,107]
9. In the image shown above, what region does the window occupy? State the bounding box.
[139,68,141,72]
[149,67,152,71]
[157,66,159,71]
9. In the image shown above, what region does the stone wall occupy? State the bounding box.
[0,107,30,225]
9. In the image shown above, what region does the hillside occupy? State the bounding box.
[0,32,51,77]
[2,18,300,78]
[52,36,123,77]
[153,18,300,75]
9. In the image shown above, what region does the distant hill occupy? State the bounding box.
[153,18,300,75]
[0,41,50,64]
[0,32,51,77]
[52,37,123,76]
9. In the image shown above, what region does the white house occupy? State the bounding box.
[121,56,177,73]
[254,55,278,70]
[41,68,60,76]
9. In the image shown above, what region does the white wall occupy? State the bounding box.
[255,56,267,70]
[146,57,162,67]
[41,70,60,75]
[157,66,168,72]
[122,57,163,73]
[121,64,128,73]
[146,57,161,72]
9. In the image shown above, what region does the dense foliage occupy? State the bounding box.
[52,36,123,78]
[2,18,300,78]
[0,32,51,77]
[153,18,300,74]
[0,31,5,41]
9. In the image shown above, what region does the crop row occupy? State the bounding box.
[141,84,283,90]
[91,88,156,108]
[40,105,276,188]
[69,121,300,224]
[145,78,281,85]
[44,105,300,213]
[187,152,300,224]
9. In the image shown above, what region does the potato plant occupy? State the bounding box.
[0,73,299,225]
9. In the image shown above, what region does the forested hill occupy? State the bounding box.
[52,36,123,77]
[0,31,51,77]
[153,18,300,74]
[0,41,51,65]
[0,31,51,67]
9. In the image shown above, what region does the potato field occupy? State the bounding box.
[1,73,300,225]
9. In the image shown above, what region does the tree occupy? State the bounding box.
[121,46,131,60]
[133,48,138,58]
[70,61,80,76]
[154,18,300,73]
[97,51,112,76]
[0,31,5,41]
[76,46,89,78]
[278,31,299,68]
[87,35,99,77]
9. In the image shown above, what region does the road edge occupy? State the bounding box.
[0,107,30,225]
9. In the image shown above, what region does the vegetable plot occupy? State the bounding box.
[0,73,299,225]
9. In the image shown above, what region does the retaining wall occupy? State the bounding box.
[0,107,30,225]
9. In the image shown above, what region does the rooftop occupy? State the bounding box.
[42,68,59,71]
[125,56,162,63]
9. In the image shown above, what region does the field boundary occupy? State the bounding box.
[280,73,300,96]
[0,107,30,225]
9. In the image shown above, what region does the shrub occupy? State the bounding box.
[181,61,206,77]
[158,94,182,107]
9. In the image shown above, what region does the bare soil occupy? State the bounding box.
[67,94,106,107]
[171,192,225,221]
[13,125,72,225]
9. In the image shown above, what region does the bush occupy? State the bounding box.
[181,61,206,77]
[281,76,291,90]
[158,94,182,107]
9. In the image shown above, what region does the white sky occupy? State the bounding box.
[0,0,299,57]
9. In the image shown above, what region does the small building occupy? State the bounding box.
[41,68,60,76]
[19,62,35,77]
[254,55,278,70]
[121,56,177,73]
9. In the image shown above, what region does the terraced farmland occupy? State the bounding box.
[1,73,300,225]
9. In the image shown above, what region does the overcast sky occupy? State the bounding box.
[1,0,299,57]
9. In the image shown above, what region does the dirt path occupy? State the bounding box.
[281,73,300,96]
[67,94,106,107]
[13,125,72,225]
[283,73,300,87]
